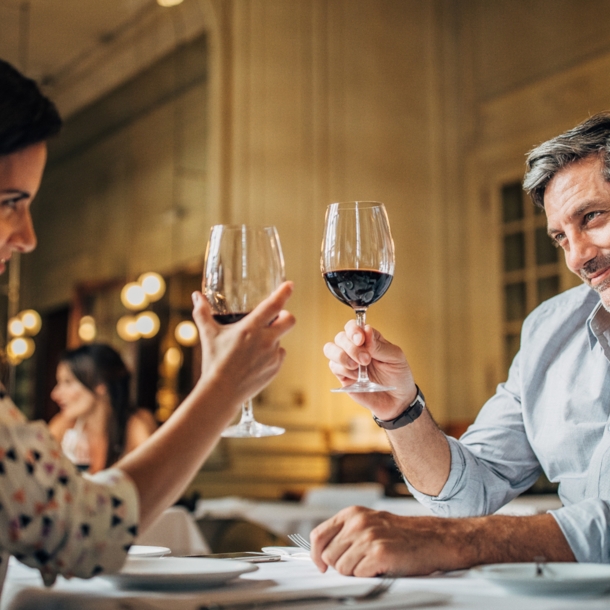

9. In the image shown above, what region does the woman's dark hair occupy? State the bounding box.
[0,59,62,156]
[60,343,135,468]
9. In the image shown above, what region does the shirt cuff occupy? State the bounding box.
[405,436,467,509]
[549,499,610,563]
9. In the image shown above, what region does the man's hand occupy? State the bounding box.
[310,506,575,577]
[323,320,416,420]
[310,506,464,577]
[192,281,296,413]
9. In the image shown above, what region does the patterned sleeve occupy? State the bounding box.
[0,389,139,586]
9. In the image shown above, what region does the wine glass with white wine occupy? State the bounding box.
[321,201,396,392]
[203,224,286,437]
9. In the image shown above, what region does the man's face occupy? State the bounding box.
[546,154,610,310]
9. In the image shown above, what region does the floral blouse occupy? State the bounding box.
[0,387,139,587]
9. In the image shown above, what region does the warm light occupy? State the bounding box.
[121,282,149,310]
[8,317,25,337]
[139,272,166,302]
[78,316,96,342]
[175,320,198,346]
[135,311,160,338]
[157,0,184,6]
[20,309,41,335]
[8,337,34,360]
[116,315,140,342]
[164,346,183,368]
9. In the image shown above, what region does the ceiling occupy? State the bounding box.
[0,0,208,117]
[0,0,154,83]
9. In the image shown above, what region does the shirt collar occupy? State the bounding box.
[587,299,610,349]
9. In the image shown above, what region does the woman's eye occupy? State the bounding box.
[1,197,21,211]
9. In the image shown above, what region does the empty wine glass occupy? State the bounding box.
[203,224,286,438]
[321,201,396,392]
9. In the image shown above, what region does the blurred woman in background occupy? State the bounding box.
[49,344,157,473]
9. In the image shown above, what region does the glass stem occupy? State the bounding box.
[355,309,370,385]
[238,399,255,424]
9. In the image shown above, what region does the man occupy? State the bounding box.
[311,112,610,577]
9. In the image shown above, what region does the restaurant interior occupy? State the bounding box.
[0,0,607,550]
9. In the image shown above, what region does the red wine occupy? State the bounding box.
[213,313,250,325]
[323,269,393,309]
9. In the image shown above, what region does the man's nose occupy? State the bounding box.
[567,232,598,273]
[10,211,37,253]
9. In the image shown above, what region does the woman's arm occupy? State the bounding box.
[117,282,295,531]
[47,411,72,443]
[124,409,157,454]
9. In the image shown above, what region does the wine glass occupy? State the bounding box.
[321,201,396,393]
[203,224,286,438]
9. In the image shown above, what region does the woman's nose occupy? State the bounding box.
[9,210,37,253]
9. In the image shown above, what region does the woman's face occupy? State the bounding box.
[0,142,45,274]
[51,362,97,420]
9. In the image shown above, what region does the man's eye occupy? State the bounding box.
[552,234,565,248]
[584,211,601,223]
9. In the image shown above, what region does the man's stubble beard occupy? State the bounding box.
[579,253,610,311]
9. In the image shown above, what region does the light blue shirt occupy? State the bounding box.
[408,283,610,563]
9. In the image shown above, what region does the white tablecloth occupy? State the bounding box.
[2,554,610,610]
[194,495,563,538]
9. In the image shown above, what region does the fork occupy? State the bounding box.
[287,533,311,551]
[199,576,395,609]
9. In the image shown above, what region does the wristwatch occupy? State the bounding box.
[372,385,425,430]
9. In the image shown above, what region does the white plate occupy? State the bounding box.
[128,545,171,558]
[471,562,610,596]
[103,557,258,590]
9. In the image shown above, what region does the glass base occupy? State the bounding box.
[221,421,285,438]
[331,381,396,393]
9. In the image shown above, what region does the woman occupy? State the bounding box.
[49,344,157,473]
[0,58,295,590]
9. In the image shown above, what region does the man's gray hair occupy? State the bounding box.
[524,112,610,209]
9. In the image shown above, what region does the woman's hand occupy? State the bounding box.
[192,281,296,412]
[323,319,416,420]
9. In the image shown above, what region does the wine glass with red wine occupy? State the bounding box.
[203,224,286,437]
[321,201,396,392]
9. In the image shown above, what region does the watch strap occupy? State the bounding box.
[372,385,425,430]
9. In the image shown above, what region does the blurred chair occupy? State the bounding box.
[136,506,210,555]
[302,483,384,511]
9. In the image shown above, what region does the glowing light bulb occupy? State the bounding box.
[175,320,198,346]
[138,272,166,302]
[164,346,183,368]
[135,311,160,338]
[121,282,149,310]
[78,316,96,342]
[8,317,24,337]
[8,337,34,360]
[116,316,140,342]
[19,309,41,335]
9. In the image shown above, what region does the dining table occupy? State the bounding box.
[193,494,563,539]
[2,551,610,610]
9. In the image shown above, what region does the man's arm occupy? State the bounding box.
[310,507,575,577]
[324,320,450,496]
